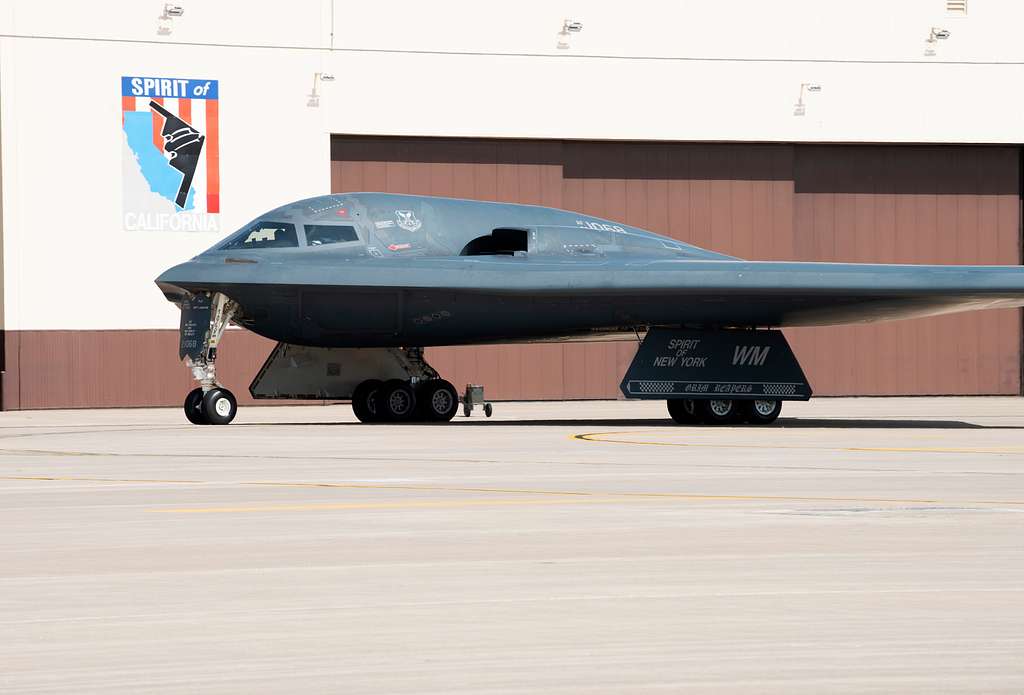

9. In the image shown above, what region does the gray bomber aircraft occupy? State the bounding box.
[156,192,1024,426]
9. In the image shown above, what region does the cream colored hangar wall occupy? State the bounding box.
[2,0,1024,331]
[321,0,1024,143]
[0,0,331,331]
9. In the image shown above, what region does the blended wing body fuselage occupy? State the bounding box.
[156,192,1024,348]
[156,192,1024,426]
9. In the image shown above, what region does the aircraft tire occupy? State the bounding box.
[379,379,417,422]
[417,380,459,422]
[742,399,782,425]
[184,388,209,425]
[666,399,699,425]
[202,387,237,425]
[352,379,383,423]
[696,398,741,425]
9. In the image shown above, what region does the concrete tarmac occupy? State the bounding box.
[1,397,1023,693]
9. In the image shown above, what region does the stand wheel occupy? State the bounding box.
[696,398,741,425]
[352,379,383,423]
[379,379,417,422]
[417,380,459,422]
[742,399,782,425]
[667,399,698,425]
[184,387,209,425]
[202,387,237,425]
[483,403,493,418]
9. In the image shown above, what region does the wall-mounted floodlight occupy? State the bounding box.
[924,27,951,56]
[793,83,821,117]
[308,72,333,108]
[157,3,184,35]
[556,20,583,50]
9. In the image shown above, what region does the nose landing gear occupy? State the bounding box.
[202,387,239,425]
[179,292,240,425]
[183,386,238,425]
[183,387,208,425]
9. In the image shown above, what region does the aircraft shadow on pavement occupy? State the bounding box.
[772,418,1016,430]
[239,418,1022,430]
[442,418,1018,429]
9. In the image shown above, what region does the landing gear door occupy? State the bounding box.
[620,328,812,401]
[178,293,212,360]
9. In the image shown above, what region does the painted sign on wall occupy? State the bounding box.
[121,76,220,231]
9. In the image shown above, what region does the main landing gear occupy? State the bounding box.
[667,398,782,426]
[351,378,460,423]
[242,342,463,426]
[345,347,459,423]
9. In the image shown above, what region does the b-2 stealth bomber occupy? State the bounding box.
[156,192,1024,426]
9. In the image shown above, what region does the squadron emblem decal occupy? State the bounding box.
[395,210,422,232]
[121,75,220,232]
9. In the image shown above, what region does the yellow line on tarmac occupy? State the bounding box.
[150,496,628,514]
[613,491,1024,505]
[5,474,1023,512]
[848,445,1024,454]
[0,475,593,497]
[246,481,595,496]
[149,491,1024,514]
[0,474,206,484]
[572,430,1024,456]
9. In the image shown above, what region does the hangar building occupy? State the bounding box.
[1,0,1022,409]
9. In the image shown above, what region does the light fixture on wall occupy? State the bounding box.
[157,3,184,35]
[924,27,951,57]
[308,72,333,108]
[556,20,583,50]
[793,83,821,117]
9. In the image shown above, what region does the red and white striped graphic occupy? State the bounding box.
[121,95,219,213]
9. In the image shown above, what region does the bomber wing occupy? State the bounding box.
[598,259,1024,326]
[157,255,1024,329]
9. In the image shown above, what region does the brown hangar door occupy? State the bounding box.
[331,136,1022,398]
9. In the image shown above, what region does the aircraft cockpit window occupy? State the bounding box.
[220,222,298,250]
[304,225,359,246]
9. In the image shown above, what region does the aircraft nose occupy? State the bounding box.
[155,260,202,301]
[155,261,190,286]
